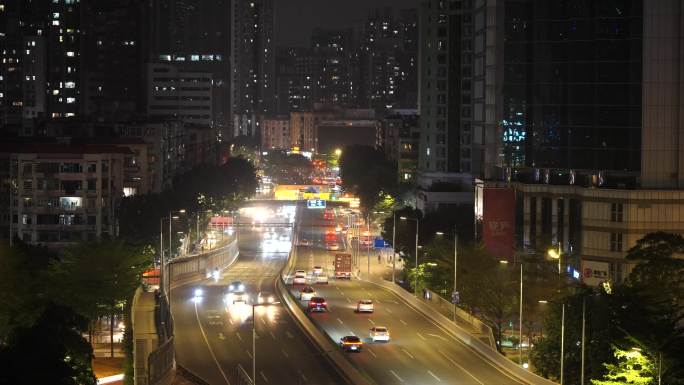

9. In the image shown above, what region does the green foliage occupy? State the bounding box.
[0,242,103,384]
[406,263,433,294]
[262,150,313,184]
[49,240,151,319]
[339,145,397,213]
[591,346,654,385]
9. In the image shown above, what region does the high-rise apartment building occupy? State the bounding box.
[149,0,231,135]
[146,63,213,127]
[231,0,275,138]
[310,28,356,108]
[81,0,147,122]
[418,0,474,174]
[46,0,81,120]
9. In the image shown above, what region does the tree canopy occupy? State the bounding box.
[339,145,397,213]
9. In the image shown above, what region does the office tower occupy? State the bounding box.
[150,0,231,135]
[231,0,275,138]
[146,63,213,127]
[275,47,316,114]
[418,0,473,174]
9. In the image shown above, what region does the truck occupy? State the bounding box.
[334,253,352,279]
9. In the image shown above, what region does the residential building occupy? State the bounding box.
[316,109,379,154]
[146,63,213,127]
[0,143,131,246]
[261,116,290,150]
[310,28,356,108]
[382,111,419,182]
[288,110,336,152]
[149,0,231,138]
[231,0,275,138]
[418,0,475,175]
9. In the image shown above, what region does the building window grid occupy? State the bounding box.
[610,202,623,222]
[610,233,623,252]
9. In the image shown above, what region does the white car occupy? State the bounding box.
[299,286,317,301]
[257,291,276,304]
[370,326,390,342]
[315,274,329,284]
[313,266,323,275]
[228,281,245,292]
[356,300,374,313]
[293,276,306,285]
[326,243,340,251]
[299,239,313,247]
[226,291,247,304]
[294,270,306,278]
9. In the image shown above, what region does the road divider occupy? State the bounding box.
[360,274,558,385]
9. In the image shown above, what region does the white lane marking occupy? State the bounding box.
[346,298,352,303]
[260,371,269,382]
[336,286,341,291]
[236,332,242,341]
[367,347,377,357]
[218,332,225,340]
[286,330,294,339]
[399,319,408,326]
[393,300,399,304]
[228,318,234,325]
[246,350,252,359]
[402,348,415,359]
[340,291,345,295]
[368,318,375,325]
[428,370,442,382]
[428,333,449,342]
[376,299,381,304]
[193,302,231,385]
[270,331,276,340]
[389,370,404,383]
[282,348,289,358]
[439,350,485,385]
[386,308,393,314]
[337,317,344,325]
[416,332,426,341]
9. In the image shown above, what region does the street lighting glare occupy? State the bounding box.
[435,231,444,235]
[538,300,548,304]
[400,216,407,220]
[172,216,180,219]
[179,209,186,213]
[547,248,560,259]
[334,148,342,156]
[499,260,509,264]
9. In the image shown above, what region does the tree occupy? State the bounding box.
[625,232,684,305]
[406,263,434,295]
[339,145,397,213]
[0,304,97,385]
[591,346,655,385]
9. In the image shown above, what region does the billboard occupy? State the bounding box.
[581,260,610,287]
[483,187,515,259]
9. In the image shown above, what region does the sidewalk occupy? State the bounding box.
[92,357,123,384]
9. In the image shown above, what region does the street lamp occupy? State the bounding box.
[435,227,458,323]
[400,216,419,296]
[500,259,524,368]
[547,242,562,275]
[252,300,280,385]
[391,211,397,283]
[539,299,565,385]
[334,148,342,157]
[160,209,185,309]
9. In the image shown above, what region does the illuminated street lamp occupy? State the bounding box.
[334,148,342,157]
[547,243,562,275]
[435,228,458,323]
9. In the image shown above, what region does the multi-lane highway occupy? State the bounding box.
[286,206,525,385]
[171,206,343,385]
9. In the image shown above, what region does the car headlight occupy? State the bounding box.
[194,288,203,297]
[229,285,234,290]
[239,284,245,291]
[268,296,274,303]
[258,296,264,303]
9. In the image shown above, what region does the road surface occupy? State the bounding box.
[171,205,343,385]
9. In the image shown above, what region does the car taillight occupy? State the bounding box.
[322,302,327,305]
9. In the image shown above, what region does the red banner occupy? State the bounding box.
[483,188,515,259]
[210,216,233,226]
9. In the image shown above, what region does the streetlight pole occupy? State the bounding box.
[392,212,397,283]
[519,262,523,368]
[580,297,586,385]
[453,230,458,322]
[367,213,371,276]
[400,216,419,295]
[560,302,565,385]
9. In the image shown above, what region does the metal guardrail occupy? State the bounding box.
[275,210,376,385]
[361,275,558,385]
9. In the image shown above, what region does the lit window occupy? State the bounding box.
[52,20,60,26]
[66,97,76,104]
[191,54,199,61]
[53,12,60,19]
[52,89,59,95]
[66,51,75,57]
[65,81,75,88]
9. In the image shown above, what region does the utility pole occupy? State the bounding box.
[414,220,419,296]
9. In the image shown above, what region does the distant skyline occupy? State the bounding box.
[275,0,418,47]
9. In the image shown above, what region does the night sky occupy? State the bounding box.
[275,0,419,47]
